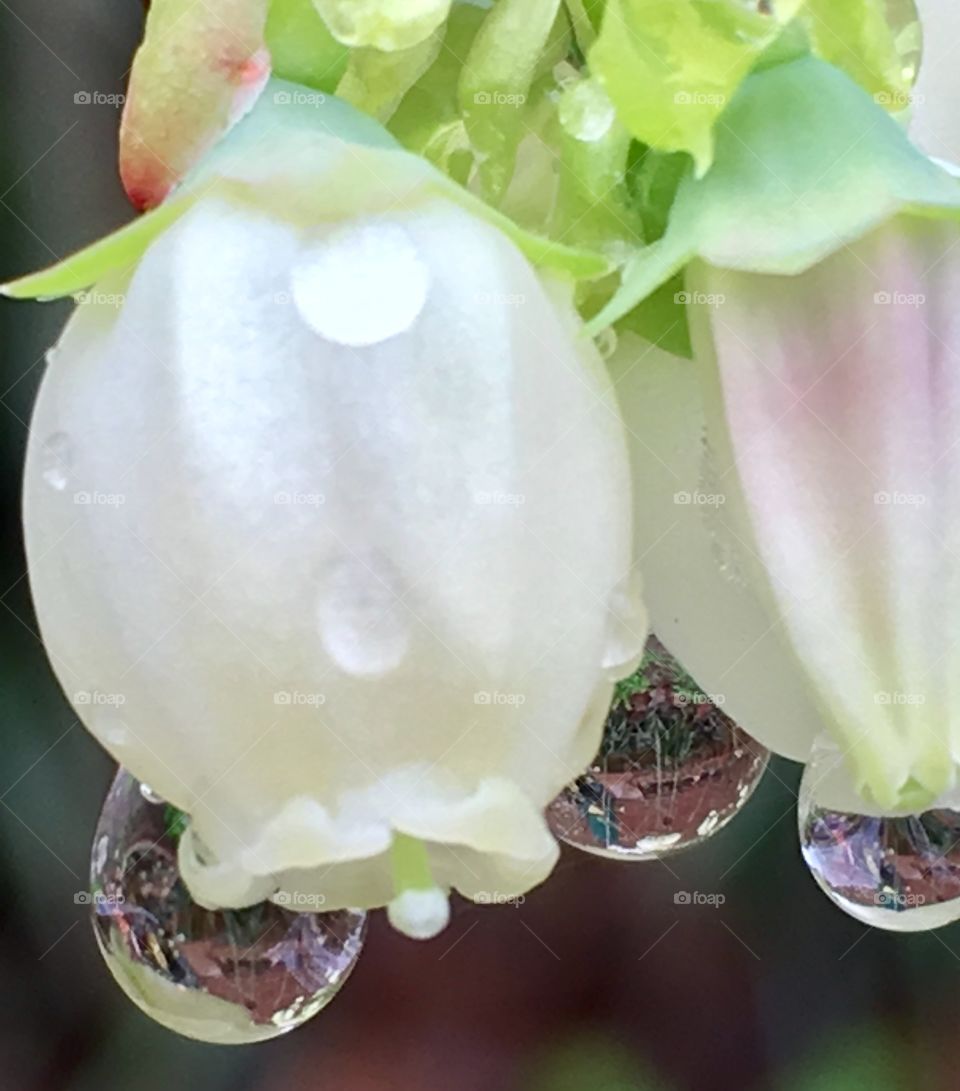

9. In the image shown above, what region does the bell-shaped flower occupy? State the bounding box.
[5,87,643,938]
[596,53,960,816]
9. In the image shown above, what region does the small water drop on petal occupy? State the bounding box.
[90,769,366,1043]
[291,220,429,347]
[40,432,72,491]
[317,554,412,677]
[549,635,768,859]
[558,79,616,143]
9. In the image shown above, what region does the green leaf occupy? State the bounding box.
[587,55,960,333]
[589,0,802,176]
[266,0,349,91]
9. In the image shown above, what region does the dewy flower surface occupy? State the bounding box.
[17,91,642,933]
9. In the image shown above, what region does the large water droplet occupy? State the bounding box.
[90,769,366,1043]
[291,220,429,347]
[317,554,411,677]
[548,635,768,859]
[40,431,72,491]
[601,570,648,682]
[799,766,960,932]
[558,79,616,143]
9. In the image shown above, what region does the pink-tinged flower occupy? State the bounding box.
[600,53,960,814]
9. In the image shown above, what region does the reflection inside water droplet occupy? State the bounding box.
[548,635,768,859]
[799,764,960,932]
[290,220,429,348]
[90,769,366,1044]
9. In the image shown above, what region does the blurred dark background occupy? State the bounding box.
[0,3,957,1089]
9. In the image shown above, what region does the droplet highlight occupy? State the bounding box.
[291,219,429,347]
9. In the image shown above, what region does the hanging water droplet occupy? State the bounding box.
[90,769,366,1044]
[601,570,647,682]
[548,635,768,859]
[290,219,429,347]
[139,782,164,805]
[317,554,411,677]
[799,764,960,932]
[558,79,616,143]
[40,432,72,491]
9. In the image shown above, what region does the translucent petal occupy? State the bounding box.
[25,195,636,909]
[693,217,960,809]
[613,334,823,762]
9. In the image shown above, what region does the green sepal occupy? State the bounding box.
[3,79,609,302]
[587,55,960,333]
